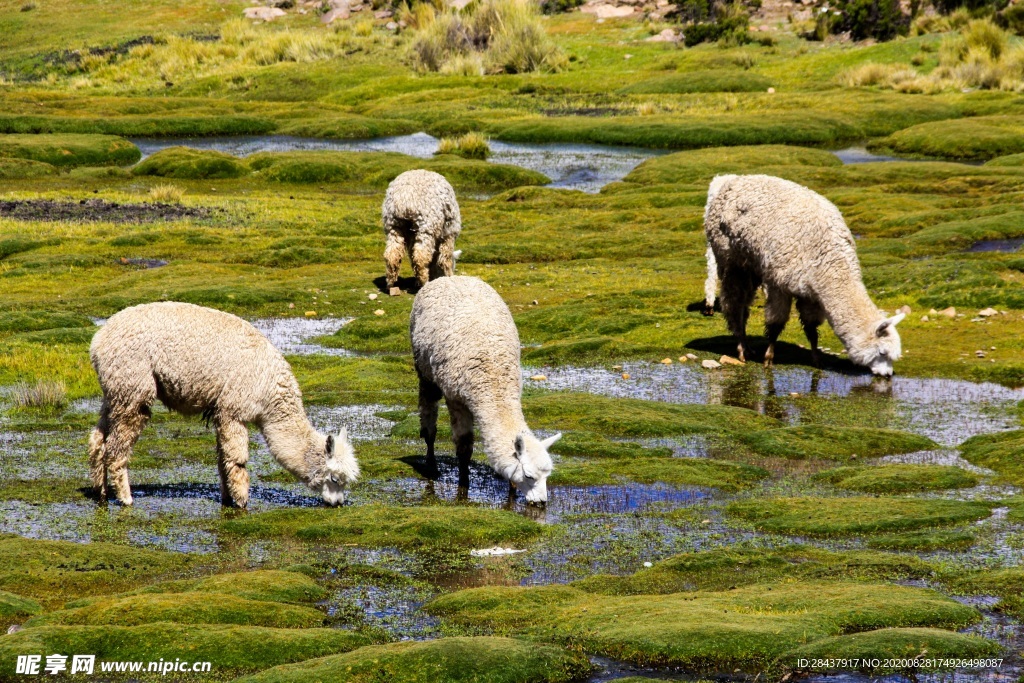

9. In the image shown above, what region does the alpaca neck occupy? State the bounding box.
[260,413,323,485]
[818,266,883,351]
[478,406,528,463]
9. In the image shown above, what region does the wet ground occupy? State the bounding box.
[969,239,1024,253]
[0,198,213,222]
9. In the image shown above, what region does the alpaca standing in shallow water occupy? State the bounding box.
[703,174,905,376]
[410,276,560,504]
[88,302,359,507]
[382,169,462,291]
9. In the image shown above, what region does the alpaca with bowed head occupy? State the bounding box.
[88,302,359,508]
[703,174,905,376]
[410,276,560,504]
[382,169,462,293]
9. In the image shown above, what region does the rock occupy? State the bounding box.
[389,287,401,296]
[719,355,744,366]
[6,625,22,634]
[244,6,287,20]
[686,353,698,360]
[374,309,385,316]
[375,9,393,17]
[767,87,776,94]
[646,28,680,42]
[939,306,956,318]
[621,373,631,380]
[660,357,673,364]
[582,3,635,17]
[530,374,547,381]
[448,0,473,8]
[385,20,398,29]
[304,310,317,317]
[975,350,986,358]
[978,307,999,317]
[678,356,689,363]
[368,293,378,300]
[702,359,721,369]
[532,300,539,306]
[288,303,295,309]
[789,392,800,397]
[897,304,912,315]
[643,561,653,567]
[920,315,929,322]
[321,6,349,23]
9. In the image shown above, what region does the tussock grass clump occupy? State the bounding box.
[0,134,140,167]
[231,637,594,683]
[960,429,1024,485]
[436,132,490,160]
[866,530,977,551]
[147,183,184,203]
[789,628,999,671]
[726,497,993,536]
[736,425,936,461]
[0,590,41,631]
[9,379,67,410]
[551,455,769,490]
[812,464,979,493]
[410,0,566,74]
[0,158,56,179]
[133,147,250,179]
[121,570,328,605]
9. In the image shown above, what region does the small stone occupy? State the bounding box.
[975,350,986,358]
[979,307,999,317]
[530,374,547,381]
[719,355,744,366]
[288,303,295,309]
[6,625,21,634]
[686,353,698,360]
[374,8,393,17]
[244,6,287,20]
[767,87,776,93]
[304,311,316,317]
[702,359,721,369]
[612,365,622,370]
[321,6,349,23]
[660,357,673,364]
[374,309,385,316]
[368,293,378,300]
[898,304,912,315]
[850,454,858,459]
[621,373,631,380]
[389,287,401,296]
[991,346,996,350]
[939,306,956,318]
[532,299,538,306]
[386,20,398,29]
[643,561,653,568]
[678,356,689,363]
[790,392,800,397]
[701,518,711,524]
[920,315,929,322]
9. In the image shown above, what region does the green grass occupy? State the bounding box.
[116,569,329,604]
[0,157,56,178]
[865,529,977,551]
[0,624,377,680]
[0,590,41,631]
[725,497,993,536]
[132,146,251,179]
[550,430,673,458]
[427,581,983,671]
[873,115,1024,161]
[619,70,773,94]
[220,504,545,549]
[812,464,979,493]
[551,455,769,489]
[0,134,140,167]
[959,429,1024,486]
[231,637,594,683]
[736,426,937,461]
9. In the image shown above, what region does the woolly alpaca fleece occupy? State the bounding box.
[410,276,560,503]
[382,169,462,289]
[703,174,905,376]
[88,302,359,508]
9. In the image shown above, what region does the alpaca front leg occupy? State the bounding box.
[448,401,474,491]
[216,419,251,508]
[418,375,443,478]
[384,230,406,290]
[88,399,111,502]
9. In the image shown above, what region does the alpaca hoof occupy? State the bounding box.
[763,358,774,369]
[389,287,401,297]
[701,305,715,317]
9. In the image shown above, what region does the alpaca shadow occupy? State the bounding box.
[400,454,441,481]
[685,298,720,314]
[372,275,420,295]
[125,483,323,507]
[685,335,865,375]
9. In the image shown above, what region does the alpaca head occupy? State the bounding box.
[851,313,904,377]
[504,432,560,505]
[320,428,360,506]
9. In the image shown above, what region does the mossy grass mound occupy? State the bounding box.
[0,590,41,630]
[942,567,1024,618]
[812,464,979,493]
[221,504,544,549]
[865,530,977,552]
[0,158,56,178]
[574,545,934,595]
[132,147,251,179]
[0,536,194,605]
[124,570,328,604]
[984,152,1024,166]
[551,455,768,490]
[427,581,981,671]
[0,310,93,333]
[0,134,140,167]
[619,70,772,94]
[737,426,936,461]
[960,429,1024,486]
[551,431,673,458]
[788,628,1000,672]
[247,151,548,193]
[0,624,375,678]
[726,497,992,537]
[26,592,327,629]
[231,636,593,683]
[873,116,1024,161]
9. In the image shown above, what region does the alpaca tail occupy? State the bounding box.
[703,245,718,316]
[88,426,108,502]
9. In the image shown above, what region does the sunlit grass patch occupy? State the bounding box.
[736,426,936,461]
[812,464,979,493]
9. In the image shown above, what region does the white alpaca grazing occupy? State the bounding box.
[410,276,560,504]
[703,174,904,376]
[88,302,359,508]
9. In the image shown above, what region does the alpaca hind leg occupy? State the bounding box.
[88,399,111,501]
[448,400,474,491]
[383,229,406,289]
[431,235,456,280]
[216,419,251,508]
[104,405,151,506]
[418,374,443,477]
[411,233,439,288]
[796,298,826,367]
[720,267,759,362]
[762,286,793,367]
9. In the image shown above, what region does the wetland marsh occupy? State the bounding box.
[2,1,1024,681]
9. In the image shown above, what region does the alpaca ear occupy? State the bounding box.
[540,433,562,450]
[325,435,334,454]
[338,426,348,441]
[876,313,905,337]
